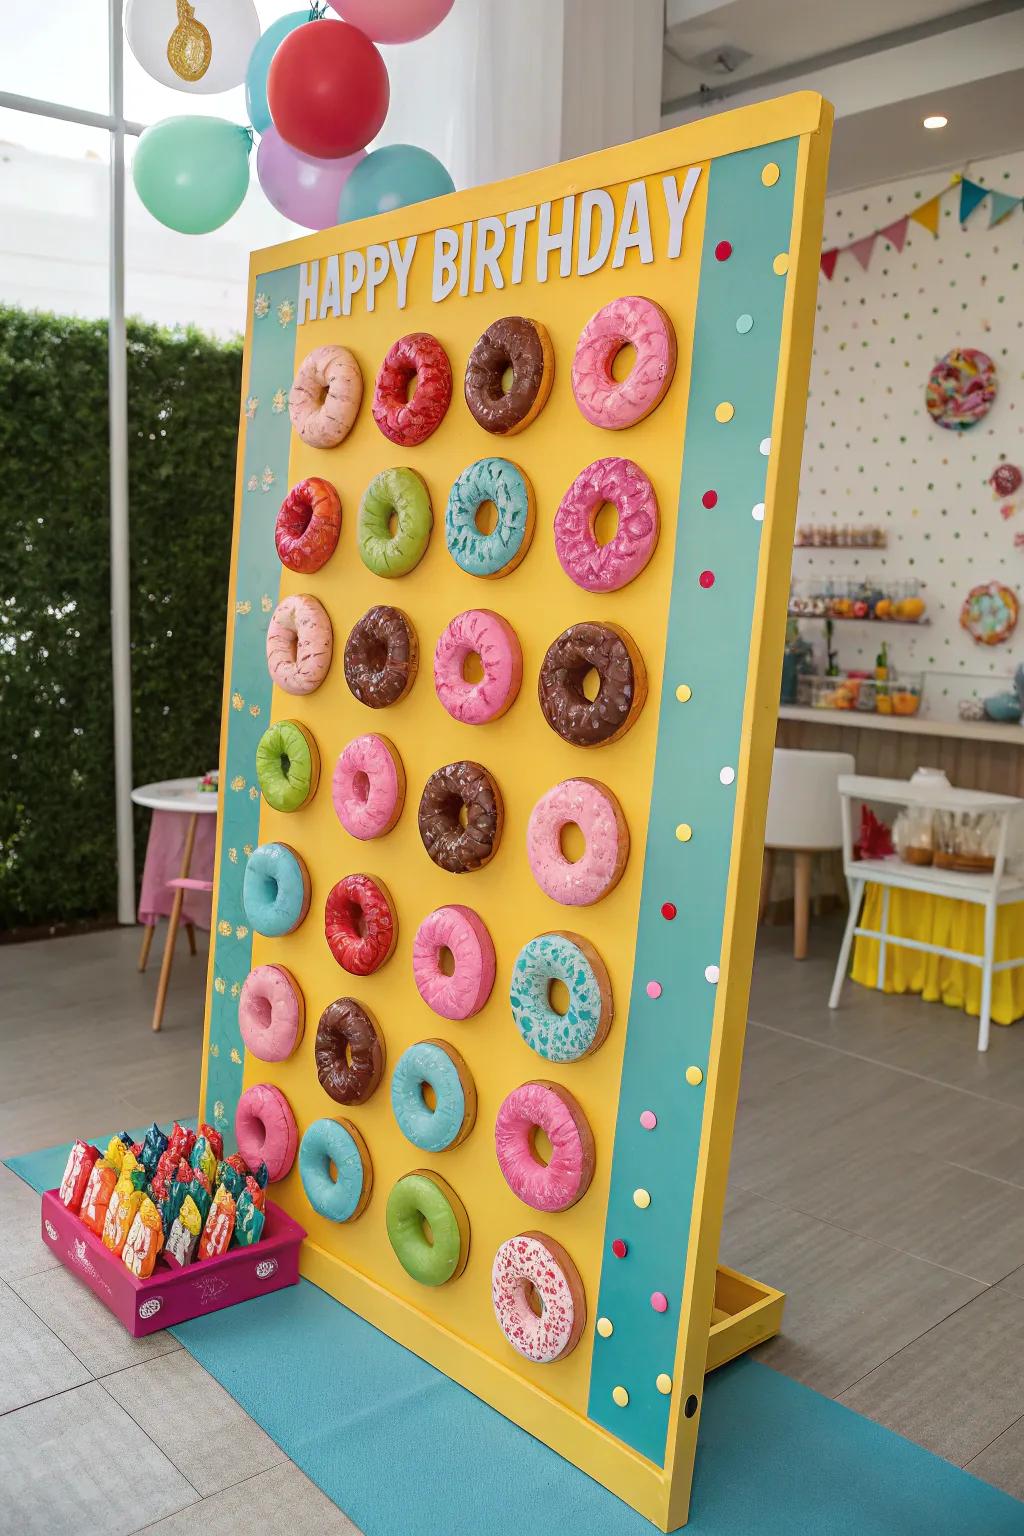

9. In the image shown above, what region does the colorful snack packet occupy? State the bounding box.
[215,1160,245,1200]
[104,1137,128,1175]
[234,1184,266,1247]
[198,1122,224,1161]
[188,1174,213,1227]
[79,1158,119,1237]
[102,1182,143,1254]
[226,1152,249,1177]
[253,1162,269,1190]
[58,1141,100,1212]
[189,1136,217,1187]
[244,1174,265,1211]
[165,1122,196,1164]
[198,1186,236,1260]
[140,1123,169,1177]
[122,1196,164,1279]
[161,1178,189,1233]
[165,1194,202,1268]
[120,1148,143,1183]
[154,1147,178,1191]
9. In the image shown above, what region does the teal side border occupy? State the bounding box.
[586,140,800,1463]
[202,266,299,1147]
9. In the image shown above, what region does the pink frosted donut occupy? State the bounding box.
[495,1082,595,1212]
[332,734,405,840]
[235,1082,298,1183]
[413,904,496,1020]
[433,609,523,725]
[289,344,362,449]
[491,1232,586,1363]
[554,458,659,594]
[527,778,628,906]
[266,594,333,696]
[571,296,676,430]
[238,965,304,1062]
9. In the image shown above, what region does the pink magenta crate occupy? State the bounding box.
[41,1189,306,1336]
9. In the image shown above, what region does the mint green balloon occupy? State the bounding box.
[133,117,252,235]
[337,144,454,223]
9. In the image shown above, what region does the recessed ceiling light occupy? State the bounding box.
[923,115,948,130]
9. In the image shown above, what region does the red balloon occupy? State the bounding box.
[267,19,389,160]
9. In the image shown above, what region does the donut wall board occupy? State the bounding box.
[200,92,831,1531]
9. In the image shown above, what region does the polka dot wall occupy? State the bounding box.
[801,147,1024,699]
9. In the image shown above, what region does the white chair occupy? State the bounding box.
[761,748,855,959]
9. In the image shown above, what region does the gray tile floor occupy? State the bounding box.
[2,917,1024,1532]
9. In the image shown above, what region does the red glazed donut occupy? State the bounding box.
[325,874,398,975]
[275,478,341,574]
[372,333,452,447]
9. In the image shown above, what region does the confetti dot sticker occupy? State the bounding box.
[686,1066,704,1087]
[656,1373,673,1395]
[633,1188,651,1209]
[752,502,766,521]
[639,1109,657,1130]
[759,437,771,456]
[612,1238,628,1259]
[761,162,780,186]
[597,1316,614,1338]
[646,980,662,999]
[675,684,691,703]
[675,823,692,842]
[651,1292,669,1313]
[612,1386,630,1408]
[702,489,718,508]
[661,901,677,920]
[719,766,736,785]
[704,964,720,984]
[714,401,735,423]
[714,239,732,261]
[773,253,790,275]
[699,570,715,589]
[736,314,753,334]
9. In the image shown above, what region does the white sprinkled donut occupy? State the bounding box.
[289,344,362,449]
[491,1231,586,1363]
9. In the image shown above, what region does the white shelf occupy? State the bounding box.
[845,855,1024,903]
[778,705,1024,747]
[838,775,1023,813]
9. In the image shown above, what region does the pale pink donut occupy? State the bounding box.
[554,458,659,594]
[571,296,676,430]
[526,778,628,906]
[235,1082,298,1183]
[266,594,333,696]
[433,609,522,725]
[332,734,404,840]
[412,904,496,1020]
[491,1233,585,1363]
[289,344,363,449]
[238,965,304,1062]
[495,1082,594,1212]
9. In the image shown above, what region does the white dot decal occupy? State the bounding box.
[752,502,765,521]
[705,964,720,984]
[759,437,771,456]
[719,767,735,786]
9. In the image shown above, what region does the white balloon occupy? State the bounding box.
[125,0,261,94]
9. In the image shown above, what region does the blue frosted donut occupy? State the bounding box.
[242,842,310,937]
[390,1040,475,1152]
[510,932,613,1063]
[445,458,535,578]
[299,1117,371,1222]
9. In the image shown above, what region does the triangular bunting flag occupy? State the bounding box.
[910,195,941,236]
[989,190,1020,228]
[880,216,909,252]
[820,248,839,280]
[959,177,988,224]
[849,234,876,271]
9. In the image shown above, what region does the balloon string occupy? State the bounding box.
[308,3,328,17]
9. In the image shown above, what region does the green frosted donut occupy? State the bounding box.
[386,1171,468,1286]
[255,719,320,812]
[358,467,433,577]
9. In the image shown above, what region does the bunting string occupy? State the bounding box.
[821,172,1022,279]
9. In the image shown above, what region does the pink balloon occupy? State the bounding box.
[257,126,364,230]
[328,0,453,44]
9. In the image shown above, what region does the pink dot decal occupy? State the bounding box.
[639,1110,657,1130]
[699,571,715,589]
[651,1292,669,1313]
[701,490,718,509]
[715,240,732,261]
[646,981,662,999]
[661,901,677,920]
[612,1238,628,1259]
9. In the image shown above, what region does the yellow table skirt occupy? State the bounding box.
[851,883,1024,1026]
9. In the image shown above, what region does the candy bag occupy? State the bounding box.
[244,1174,265,1211]
[188,1175,213,1227]
[215,1160,245,1200]
[105,1137,128,1175]
[166,1122,196,1164]
[226,1152,248,1177]
[198,1186,236,1260]
[154,1147,178,1192]
[161,1178,188,1234]
[198,1122,224,1161]
[165,1194,202,1268]
[102,1183,143,1254]
[120,1148,143,1183]
[234,1185,266,1247]
[140,1123,169,1177]
[79,1158,118,1237]
[189,1136,217,1187]
[58,1141,100,1212]
[253,1162,269,1190]
[122,1196,164,1279]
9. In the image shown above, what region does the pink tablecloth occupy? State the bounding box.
[137,810,216,929]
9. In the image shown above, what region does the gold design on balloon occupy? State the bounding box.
[167,0,213,83]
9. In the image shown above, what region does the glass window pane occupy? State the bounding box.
[0,110,109,320]
[0,2,110,115]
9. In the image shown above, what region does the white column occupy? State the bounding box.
[560,0,664,160]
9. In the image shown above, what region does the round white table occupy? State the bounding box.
[132,778,219,1031]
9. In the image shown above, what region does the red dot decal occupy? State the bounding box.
[699,570,716,589]
[661,901,677,920]
[702,490,718,509]
[715,240,732,261]
[612,1239,628,1259]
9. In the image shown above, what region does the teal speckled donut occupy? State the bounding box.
[358,467,432,577]
[445,458,535,578]
[510,931,613,1063]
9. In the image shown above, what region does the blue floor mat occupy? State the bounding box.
[9,1137,1023,1535]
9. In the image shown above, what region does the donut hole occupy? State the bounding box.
[327,1158,339,1184]
[420,1081,438,1112]
[474,499,498,535]
[559,821,586,864]
[548,978,571,1016]
[457,802,470,830]
[387,510,399,539]
[293,500,313,536]
[438,946,456,977]
[255,873,279,907]
[462,651,485,684]
[610,341,637,383]
[581,667,602,703]
[352,769,371,804]
[250,994,273,1032]
[345,900,367,939]
[364,636,388,674]
[500,362,515,395]
[280,752,292,777]
[529,1125,553,1167]
[421,1215,436,1246]
[592,501,619,547]
[404,371,419,403]
[524,1280,545,1318]
[344,1042,355,1070]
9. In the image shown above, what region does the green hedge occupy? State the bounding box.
[0,307,242,929]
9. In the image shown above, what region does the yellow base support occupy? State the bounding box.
[706,1264,785,1373]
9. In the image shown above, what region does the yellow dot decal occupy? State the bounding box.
[656,1373,673,1395]
[714,401,734,423]
[761,162,780,187]
[773,253,790,276]
[597,1316,614,1338]
[612,1385,630,1407]
[633,1188,651,1209]
[686,1066,704,1086]
[675,823,692,843]
[675,683,692,703]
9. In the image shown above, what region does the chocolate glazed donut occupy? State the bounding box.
[464,317,554,436]
[538,622,648,747]
[418,761,503,873]
[344,605,418,708]
[315,998,385,1106]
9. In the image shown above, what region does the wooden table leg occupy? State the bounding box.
[793,850,812,960]
[137,923,156,973]
[152,812,198,1033]
[185,923,197,957]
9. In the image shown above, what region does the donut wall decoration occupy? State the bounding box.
[200,91,832,1532]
